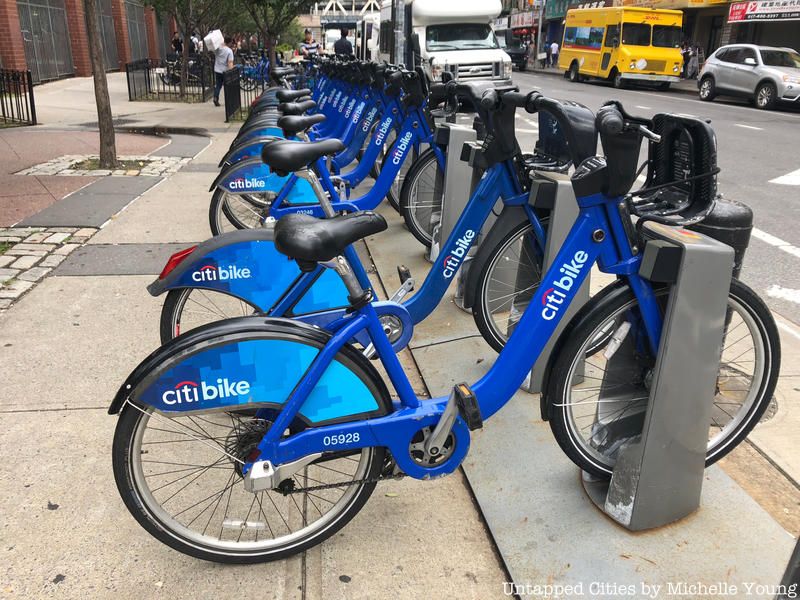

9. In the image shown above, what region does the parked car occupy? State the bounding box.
[698,44,800,110]
[498,37,527,71]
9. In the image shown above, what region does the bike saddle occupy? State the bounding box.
[280,100,316,115]
[278,114,326,138]
[274,211,387,265]
[261,138,345,175]
[276,88,312,102]
[271,66,294,77]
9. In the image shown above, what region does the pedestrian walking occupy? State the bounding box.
[681,41,691,78]
[171,32,183,55]
[213,36,234,107]
[300,29,320,57]
[546,42,552,68]
[550,40,559,68]
[334,28,353,56]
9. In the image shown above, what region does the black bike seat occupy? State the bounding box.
[271,66,295,77]
[280,100,316,115]
[276,88,312,102]
[278,114,326,138]
[274,212,387,263]
[261,138,345,174]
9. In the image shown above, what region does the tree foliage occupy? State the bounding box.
[240,0,316,62]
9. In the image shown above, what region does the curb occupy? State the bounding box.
[516,67,700,97]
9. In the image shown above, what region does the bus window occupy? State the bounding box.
[604,24,619,47]
[622,23,650,46]
[652,25,682,48]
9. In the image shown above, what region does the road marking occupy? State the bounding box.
[751,227,800,259]
[734,123,763,131]
[636,174,647,183]
[676,113,698,118]
[767,285,800,305]
[636,105,651,109]
[777,320,800,342]
[769,168,800,186]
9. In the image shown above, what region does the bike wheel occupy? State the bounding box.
[160,288,261,344]
[547,279,780,479]
[472,220,546,352]
[209,188,268,236]
[113,403,386,563]
[399,149,445,248]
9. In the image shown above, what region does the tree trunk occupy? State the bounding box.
[180,27,189,98]
[83,0,117,169]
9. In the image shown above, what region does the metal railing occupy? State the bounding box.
[126,56,213,102]
[223,65,271,121]
[0,69,37,126]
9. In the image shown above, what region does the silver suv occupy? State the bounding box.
[698,44,800,109]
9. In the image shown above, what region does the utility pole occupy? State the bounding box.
[394,0,405,66]
[535,0,545,71]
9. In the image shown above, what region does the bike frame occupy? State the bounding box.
[244,164,663,480]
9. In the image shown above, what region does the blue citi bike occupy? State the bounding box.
[110,86,779,563]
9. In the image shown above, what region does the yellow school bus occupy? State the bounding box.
[558,7,683,90]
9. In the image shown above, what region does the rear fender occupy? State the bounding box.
[209,157,318,204]
[218,135,282,168]
[147,228,352,317]
[109,316,392,425]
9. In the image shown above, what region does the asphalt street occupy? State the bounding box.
[511,70,800,329]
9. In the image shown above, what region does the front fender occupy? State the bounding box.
[109,316,392,426]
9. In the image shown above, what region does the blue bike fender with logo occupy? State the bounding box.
[108,316,391,423]
[211,158,318,204]
[147,229,352,315]
[219,135,282,167]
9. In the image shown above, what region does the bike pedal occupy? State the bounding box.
[397,265,412,285]
[453,383,482,431]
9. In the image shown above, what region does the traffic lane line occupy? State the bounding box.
[769,168,800,186]
[751,228,800,259]
[767,284,800,305]
[735,123,764,131]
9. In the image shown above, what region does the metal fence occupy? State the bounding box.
[223,66,273,121]
[126,56,213,103]
[0,69,37,126]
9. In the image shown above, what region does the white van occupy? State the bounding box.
[378,0,512,85]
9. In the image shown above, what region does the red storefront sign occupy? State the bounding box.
[728,0,800,22]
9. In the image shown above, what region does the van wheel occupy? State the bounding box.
[656,82,670,91]
[568,62,581,83]
[611,70,625,89]
[699,76,716,101]
[755,82,777,110]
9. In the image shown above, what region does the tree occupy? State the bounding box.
[83,0,117,169]
[240,0,315,65]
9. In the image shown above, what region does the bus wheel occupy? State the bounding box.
[568,62,581,83]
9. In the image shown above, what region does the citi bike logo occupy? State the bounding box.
[229,177,266,190]
[161,378,251,405]
[332,91,342,108]
[344,99,356,119]
[191,264,252,282]
[350,102,364,124]
[442,230,476,279]
[374,117,393,146]
[541,251,589,321]
[392,132,413,165]
[361,107,378,132]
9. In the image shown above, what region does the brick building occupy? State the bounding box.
[0,0,175,83]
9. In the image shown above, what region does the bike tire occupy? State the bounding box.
[159,288,261,344]
[209,188,268,236]
[472,220,546,353]
[398,148,445,248]
[113,400,386,564]
[546,278,780,478]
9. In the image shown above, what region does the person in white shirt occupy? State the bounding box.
[213,36,235,107]
[550,41,559,68]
